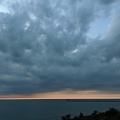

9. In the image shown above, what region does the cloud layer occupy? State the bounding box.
[0,0,120,95]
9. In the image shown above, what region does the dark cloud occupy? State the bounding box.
[0,0,120,95]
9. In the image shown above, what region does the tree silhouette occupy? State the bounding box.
[61,108,120,120]
[105,108,119,117]
[92,110,98,116]
[79,112,84,117]
[61,114,71,120]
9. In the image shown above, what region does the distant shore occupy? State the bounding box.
[66,99,120,102]
[0,98,120,101]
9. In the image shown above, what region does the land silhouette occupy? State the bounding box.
[61,108,120,120]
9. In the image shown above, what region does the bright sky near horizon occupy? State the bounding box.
[0,0,120,99]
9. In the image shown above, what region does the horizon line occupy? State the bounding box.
[0,98,120,101]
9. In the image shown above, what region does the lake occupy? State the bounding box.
[0,100,120,120]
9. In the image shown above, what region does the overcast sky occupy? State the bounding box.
[0,0,120,97]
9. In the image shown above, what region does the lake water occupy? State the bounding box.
[0,100,120,120]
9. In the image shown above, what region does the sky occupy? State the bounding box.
[0,0,120,99]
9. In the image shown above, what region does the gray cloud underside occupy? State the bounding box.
[0,0,120,95]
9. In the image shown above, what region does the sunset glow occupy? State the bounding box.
[0,90,120,100]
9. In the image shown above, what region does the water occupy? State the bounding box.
[0,100,120,120]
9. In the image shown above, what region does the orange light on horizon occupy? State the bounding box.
[0,90,120,100]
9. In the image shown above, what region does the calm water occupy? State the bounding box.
[0,100,120,120]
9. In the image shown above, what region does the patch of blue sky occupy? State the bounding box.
[0,5,10,13]
[87,17,111,39]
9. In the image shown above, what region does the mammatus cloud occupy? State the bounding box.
[0,0,120,95]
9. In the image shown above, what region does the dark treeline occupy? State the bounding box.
[61,108,120,120]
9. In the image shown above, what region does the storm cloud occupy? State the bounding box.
[0,0,120,95]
